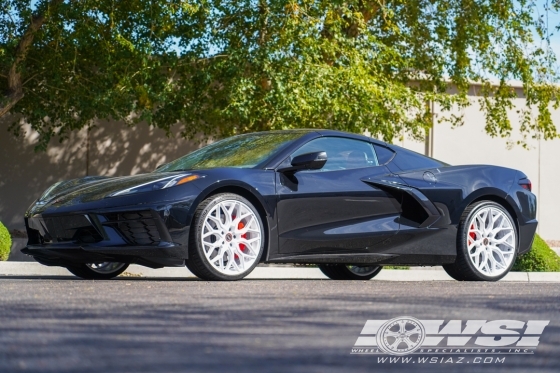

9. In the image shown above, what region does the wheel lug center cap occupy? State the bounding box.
[483,238,489,245]
[225,233,233,242]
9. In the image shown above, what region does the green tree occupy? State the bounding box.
[1,1,559,150]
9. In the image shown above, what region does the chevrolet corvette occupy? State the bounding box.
[23,130,537,281]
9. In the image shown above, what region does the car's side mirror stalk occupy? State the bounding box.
[278,151,327,173]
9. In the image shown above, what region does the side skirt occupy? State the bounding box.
[266,253,456,265]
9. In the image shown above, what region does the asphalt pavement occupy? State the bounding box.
[0,277,559,373]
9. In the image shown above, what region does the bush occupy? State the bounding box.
[0,222,11,261]
[512,234,560,272]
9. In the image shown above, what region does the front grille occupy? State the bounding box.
[74,226,103,244]
[104,211,161,246]
[26,215,103,244]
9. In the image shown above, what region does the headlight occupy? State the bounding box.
[109,174,201,197]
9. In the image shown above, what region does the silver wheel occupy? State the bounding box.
[346,265,379,276]
[466,206,516,277]
[86,262,127,274]
[200,199,262,276]
[376,317,425,356]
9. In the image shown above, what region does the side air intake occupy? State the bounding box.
[362,179,441,228]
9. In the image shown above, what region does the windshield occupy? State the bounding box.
[156,131,309,172]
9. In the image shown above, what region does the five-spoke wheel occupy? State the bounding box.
[376,317,425,355]
[443,200,518,281]
[187,193,265,281]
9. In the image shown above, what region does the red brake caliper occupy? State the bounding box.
[238,221,247,252]
[469,224,476,242]
[232,215,248,260]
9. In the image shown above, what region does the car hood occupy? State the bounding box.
[27,172,187,216]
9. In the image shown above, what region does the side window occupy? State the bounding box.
[373,144,396,165]
[291,137,379,171]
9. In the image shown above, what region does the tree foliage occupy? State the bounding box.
[1,0,559,150]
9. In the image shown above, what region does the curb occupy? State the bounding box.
[0,262,559,282]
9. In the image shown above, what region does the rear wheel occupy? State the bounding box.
[443,200,517,281]
[186,193,265,281]
[66,262,129,280]
[319,264,382,280]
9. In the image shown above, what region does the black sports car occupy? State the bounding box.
[23,130,537,281]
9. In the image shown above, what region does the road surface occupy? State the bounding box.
[0,277,558,373]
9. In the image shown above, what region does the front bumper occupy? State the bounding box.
[24,205,191,267]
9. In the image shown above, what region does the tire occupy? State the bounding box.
[443,200,518,281]
[319,264,382,280]
[186,193,265,281]
[66,262,129,280]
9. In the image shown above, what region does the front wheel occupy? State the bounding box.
[66,262,129,280]
[186,193,265,281]
[443,200,518,281]
[319,264,382,280]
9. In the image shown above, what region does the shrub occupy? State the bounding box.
[513,234,560,272]
[0,222,11,261]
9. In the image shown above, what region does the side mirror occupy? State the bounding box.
[278,151,327,173]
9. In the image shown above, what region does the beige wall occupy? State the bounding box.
[1,94,559,241]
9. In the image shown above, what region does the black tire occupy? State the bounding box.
[66,262,129,280]
[186,193,265,281]
[185,258,205,279]
[319,264,382,280]
[443,200,518,281]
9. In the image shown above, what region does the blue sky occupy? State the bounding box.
[538,0,560,53]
